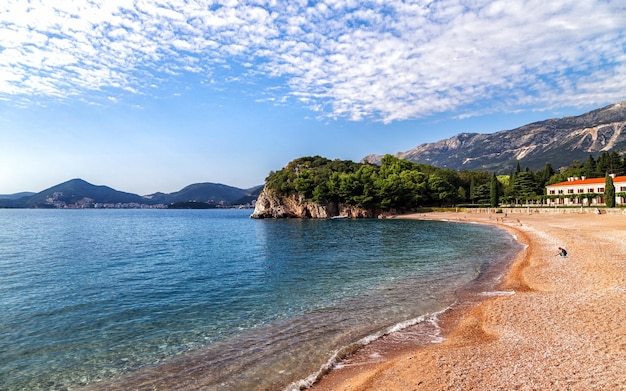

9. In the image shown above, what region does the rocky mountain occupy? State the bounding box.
[363,101,626,173]
[0,179,263,208]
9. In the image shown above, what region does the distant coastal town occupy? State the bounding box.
[42,192,257,209]
[0,178,262,209]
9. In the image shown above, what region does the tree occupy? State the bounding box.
[469,176,490,203]
[462,171,490,203]
[428,173,456,205]
[350,164,379,207]
[457,186,467,201]
[312,182,329,204]
[490,173,499,207]
[504,170,515,200]
[512,168,540,203]
[605,172,616,208]
[597,151,623,176]
[535,163,555,189]
[294,169,315,199]
[397,170,426,206]
[583,155,598,178]
[469,177,477,202]
[375,173,404,209]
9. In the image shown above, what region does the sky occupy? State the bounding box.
[1,0,625,195]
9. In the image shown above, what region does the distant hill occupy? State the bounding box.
[23,179,147,208]
[146,183,260,205]
[0,192,36,200]
[363,101,626,172]
[0,179,263,209]
[232,185,264,205]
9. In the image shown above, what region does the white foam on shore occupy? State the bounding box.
[480,290,516,296]
[282,307,450,391]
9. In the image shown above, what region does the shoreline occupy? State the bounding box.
[312,211,626,390]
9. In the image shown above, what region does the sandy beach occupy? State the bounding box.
[312,211,626,390]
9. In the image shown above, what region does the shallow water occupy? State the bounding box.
[0,209,521,390]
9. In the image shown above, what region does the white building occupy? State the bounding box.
[545,175,626,206]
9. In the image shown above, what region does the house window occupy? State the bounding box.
[588,188,595,193]
[598,187,604,193]
[620,186,626,192]
[549,190,555,195]
[578,188,585,193]
[567,189,574,194]
[558,190,564,194]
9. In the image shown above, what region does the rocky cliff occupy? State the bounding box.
[363,101,626,172]
[250,187,384,219]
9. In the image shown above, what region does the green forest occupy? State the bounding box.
[264,152,626,211]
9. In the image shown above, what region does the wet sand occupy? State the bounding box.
[312,211,626,390]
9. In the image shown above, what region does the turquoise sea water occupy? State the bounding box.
[0,209,521,390]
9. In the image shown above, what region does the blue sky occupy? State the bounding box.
[1,0,625,195]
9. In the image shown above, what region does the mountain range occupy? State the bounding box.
[0,179,263,209]
[5,101,626,209]
[363,101,626,173]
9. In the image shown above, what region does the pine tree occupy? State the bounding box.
[513,169,540,203]
[533,162,555,189]
[583,155,597,178]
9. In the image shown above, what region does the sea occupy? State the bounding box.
[0,209,522,390]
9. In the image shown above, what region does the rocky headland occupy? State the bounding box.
[250,187,386,219]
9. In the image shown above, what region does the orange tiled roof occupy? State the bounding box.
[548,175,626,187]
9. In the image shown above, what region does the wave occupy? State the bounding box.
[480,290,516,296]
[282,306,451,391]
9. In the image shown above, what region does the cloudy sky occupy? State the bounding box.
[1,0,625,195]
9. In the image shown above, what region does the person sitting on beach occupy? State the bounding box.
[557,247,568,257]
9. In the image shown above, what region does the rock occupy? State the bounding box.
[250,187,380,219]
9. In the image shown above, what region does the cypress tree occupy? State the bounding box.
[490,173,499,207]
[605,172,616,208]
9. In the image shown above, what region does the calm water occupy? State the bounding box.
[0,209,521,390]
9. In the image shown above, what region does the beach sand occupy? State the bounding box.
[312,211,626,390]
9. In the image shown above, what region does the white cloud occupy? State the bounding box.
[0,0,625,121]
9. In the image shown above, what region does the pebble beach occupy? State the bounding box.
[313,211,626,390]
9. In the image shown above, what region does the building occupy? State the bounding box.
[545,175,626,206]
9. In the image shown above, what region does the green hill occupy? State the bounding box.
[0,192,36,200]
[146,183,246,204]
[24,179,147,208]
[0,179,263,208]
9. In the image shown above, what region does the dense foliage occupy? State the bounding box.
[266,155,458,210]
[265,151,626,210]
[545,151,626,184]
